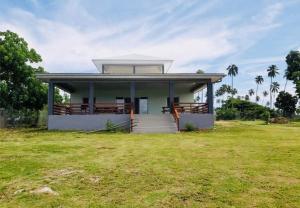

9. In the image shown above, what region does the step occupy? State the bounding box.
[132,114,178,133]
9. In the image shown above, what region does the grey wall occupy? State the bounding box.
[179,113,214,130]
[48,114,130,131]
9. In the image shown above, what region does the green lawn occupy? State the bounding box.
[0,121,299,207]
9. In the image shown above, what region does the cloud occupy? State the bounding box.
[0,0,285,75]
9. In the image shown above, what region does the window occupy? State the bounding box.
[103,65,133,74]
[135,65,162,74]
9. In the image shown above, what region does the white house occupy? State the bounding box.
[37,54,225,133]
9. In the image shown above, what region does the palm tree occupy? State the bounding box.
[248,89,255,97]
[263,90,269,105]
[271,82,280,105]
[245,95,250,101]
[284,71,288,92]
[256,96,260,102]
[267,65,279,108]
[226,64,238,98]
[255,75,264,101]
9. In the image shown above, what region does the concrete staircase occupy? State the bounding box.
[132,114,178,133]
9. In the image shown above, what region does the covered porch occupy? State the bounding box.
[47,80,214,116]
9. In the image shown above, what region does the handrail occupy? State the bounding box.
[53,102,131,115]
[130,104,134,132]
[172,104,180,131]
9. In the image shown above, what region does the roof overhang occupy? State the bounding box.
[36,73,226,83]
[92,54,173,72]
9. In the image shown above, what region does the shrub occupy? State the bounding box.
[217,98,274,121]
[185,123,197,131]
[270,117,289,124]
[105,120,117,132]
[216,108,239,120]
[261,111,270,124]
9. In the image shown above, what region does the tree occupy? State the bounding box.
[226,64,238,98]
[275,91,298,117]
[0,30,62,112]
[255,75,264,101]
[0,30,47,111]
[245,95,250,101]
[263,90,269,105]
[271,82,280,103]
[196,69,204,74]
[267,65,279,108]
[285,50,300,97]
[248,89,255,96]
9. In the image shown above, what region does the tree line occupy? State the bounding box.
[215,51,300,118]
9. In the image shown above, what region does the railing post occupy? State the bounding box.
[48,81,54,115]
[89,82,94,114]
[207,81,214,114]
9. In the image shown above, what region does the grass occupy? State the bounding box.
[0,121,299,207]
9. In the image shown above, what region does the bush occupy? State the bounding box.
[216,108,239,120]
[270,117,289,124]
[185,123,197,131]
[261,111,270,124]
[105,120,117,132]
[216,98,274,121]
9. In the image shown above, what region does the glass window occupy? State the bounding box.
[135,65,162,74]
[103,65,133,74]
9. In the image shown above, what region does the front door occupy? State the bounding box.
[139,97,148,114]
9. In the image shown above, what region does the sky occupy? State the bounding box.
[0,0,300,100]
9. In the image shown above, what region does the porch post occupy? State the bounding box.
[48,81,54,115]
[169,80,174,112]
[207,81,214,114]
[130,81,135,111]
[88,82,94,114]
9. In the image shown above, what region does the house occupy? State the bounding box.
[37,54,225,133]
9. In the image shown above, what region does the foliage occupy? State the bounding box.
[285,50,300,97]
[5,109,40,127]
[274,91,298,118]
[215,84,237,97]
[270,117,289,124]
[216,98,275,120]
[261,111,270,124]
[226,64,238,97]
[216,108,239,120]
[271,82,280,93]
[184,122,197,131]
[196,69,204,74]
[248,89,255,96]
[0,30,47,111]
[105,120,117,132]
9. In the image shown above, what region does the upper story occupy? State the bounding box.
[92,54,173,74]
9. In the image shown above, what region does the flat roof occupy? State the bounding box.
[36,73,225,83]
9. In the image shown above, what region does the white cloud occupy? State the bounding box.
[0,1,285,75]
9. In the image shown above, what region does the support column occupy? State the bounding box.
[207,81,214,114]
[88,82,94,114]
[130,81,135,111]
[48,81,54,115]
[169,81,174,112]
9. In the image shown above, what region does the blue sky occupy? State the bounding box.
[1,0,300,99]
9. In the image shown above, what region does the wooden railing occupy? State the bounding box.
[174,103,208,113]
[172,104,180,131]
[162,103,208,114]
[53,103,132,115]
[130,105,134,132]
